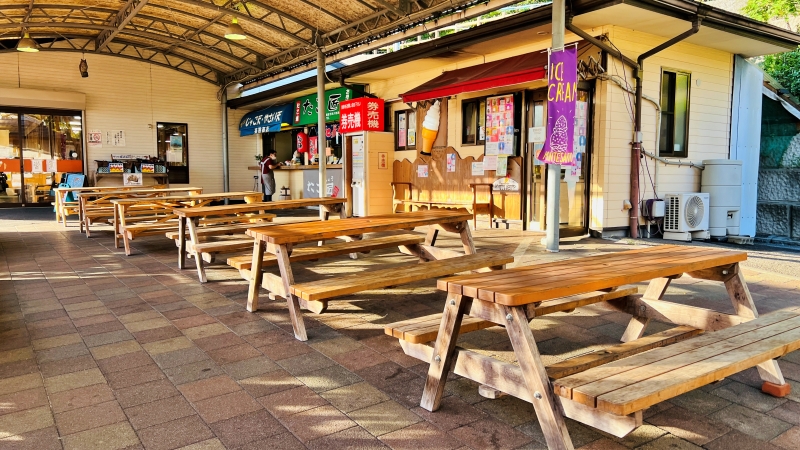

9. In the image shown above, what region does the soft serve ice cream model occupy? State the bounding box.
[421,100,440,155]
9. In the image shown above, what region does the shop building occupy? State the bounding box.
[229,0,800,237]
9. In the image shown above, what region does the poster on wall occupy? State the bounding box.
[110,130,126,147]
[417,165,429,178]
[446,153,456,173]
[407,112,417,146]
[46,159,57,173]
[496,156,508,177]
[31,159,43,174]
[398,114,407,147]
[483,155,498,171]
[89,130,102,148]
[167,135,183,163]
[471,162,484,176]
[484,94,515,156]
[537,45,578,166]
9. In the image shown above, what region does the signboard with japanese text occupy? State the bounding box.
[537,46,578,166]
[339,98,385,133]
[293,87,354,126]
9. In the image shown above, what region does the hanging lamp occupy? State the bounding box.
[16,32,39,52]
[225,17,246,40]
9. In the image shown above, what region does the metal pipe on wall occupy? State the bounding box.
[545,0,566,252]
[221,89,230,202]
[317,46,327,215]
[630,19,700,237]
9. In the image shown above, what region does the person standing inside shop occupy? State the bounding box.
[260,150,279,201]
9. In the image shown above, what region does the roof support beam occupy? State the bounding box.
[96,0,149,52]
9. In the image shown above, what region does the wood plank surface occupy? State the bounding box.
[247,210,472,245]
[596,320,800,415]
[227,234,425,270]
[174,197,345,217]
[556,312,800,405]
[291,251,514,301]
[385,313,494,344]
[437,246,746,306]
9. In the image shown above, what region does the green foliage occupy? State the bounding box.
[743,0,799,21]
[762,48,800,98]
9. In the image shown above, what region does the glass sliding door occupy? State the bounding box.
[0,108,83,206]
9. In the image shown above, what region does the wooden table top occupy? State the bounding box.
[437,245,747,306]
[174,197,345,218]
[111,191,260,204]
[247,210,472,245]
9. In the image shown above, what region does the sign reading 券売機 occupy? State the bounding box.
[537,45,577,166]
[339,98,385,133]
[293,88,354,126]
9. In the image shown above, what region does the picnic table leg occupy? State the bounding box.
[425,227,438,246]
[78,196,84,231]
[113,203,121,248]
[120,205,133,256]
[724,265,791,397]
[247,240,265,312]
[421,293,471,411]
[504,305,575,450]
[187,218,207,283]
[177,217,186,270]
[458,221,476,255]
[274,244,308,341]
[620,276,672,342]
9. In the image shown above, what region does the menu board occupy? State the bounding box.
[484,94,515,156]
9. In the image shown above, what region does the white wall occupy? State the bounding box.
[0,52,224,191]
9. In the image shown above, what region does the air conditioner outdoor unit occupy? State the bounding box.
[663,193,710,241]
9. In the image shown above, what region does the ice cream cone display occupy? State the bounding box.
[421,100,441,155]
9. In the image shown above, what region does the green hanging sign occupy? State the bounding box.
[292,87,355,126]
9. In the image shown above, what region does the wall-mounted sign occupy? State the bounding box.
[293,87,355,126]
[124,173,143,186]
[239,104,293,136]
[485,94,515,156]
[88,130,102,148]
[339,98,385,133]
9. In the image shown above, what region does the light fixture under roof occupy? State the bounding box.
[225,17,246,40]
[16,32,39,52]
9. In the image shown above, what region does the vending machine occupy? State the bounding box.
[344,132,394,217]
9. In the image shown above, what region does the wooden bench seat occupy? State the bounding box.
[385,288,640,345]
[228,233,425,271]
[292,251,514,302]
[192,239,254,261]
[554,310,800,416]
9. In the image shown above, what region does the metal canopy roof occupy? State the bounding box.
[0,0,523,85]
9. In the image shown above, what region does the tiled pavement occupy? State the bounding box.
[1,208,799,450]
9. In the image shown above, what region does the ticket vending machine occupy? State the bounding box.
[343,131,394,217]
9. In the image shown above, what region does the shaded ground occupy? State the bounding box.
[0,208,798,450]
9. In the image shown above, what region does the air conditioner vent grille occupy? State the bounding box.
[665,195,680,231]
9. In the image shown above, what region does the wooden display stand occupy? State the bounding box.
[392,147,522,228]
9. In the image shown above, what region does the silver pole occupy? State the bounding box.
[545,0,565,252]
[221,89,230,203]
[317,46,327,212]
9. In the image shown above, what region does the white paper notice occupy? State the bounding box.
[123,173,143,186]
[89,130,102,148]
[471,162,484,176]
[112,130,126,147]
[31,159,43,174]
[483,155,498,171]
[45,159,57,172]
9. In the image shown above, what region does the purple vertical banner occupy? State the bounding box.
[537,46,578,166]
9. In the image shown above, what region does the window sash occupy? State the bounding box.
[658,70,689,158]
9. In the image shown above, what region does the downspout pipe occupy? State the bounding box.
[630,18,701,238]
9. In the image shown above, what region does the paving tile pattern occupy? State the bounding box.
[0,209,798,449]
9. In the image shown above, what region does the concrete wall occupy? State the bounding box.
[0,52,223,191]
[757,168,800,239]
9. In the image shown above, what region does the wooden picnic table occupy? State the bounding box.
[77,187,203,234]
[110,191,262,255]
[54,184,171,226]
[388,245,797,450]
[245,209,513,341]
[172,197,347,283]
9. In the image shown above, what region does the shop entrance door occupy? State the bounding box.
[0,109,84,206]
[525,83,592,236]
